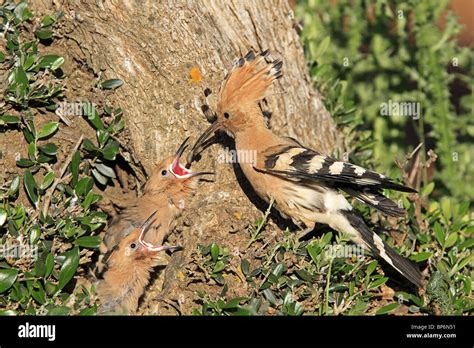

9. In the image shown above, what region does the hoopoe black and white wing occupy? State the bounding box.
[260,145,415,217]
[256,144,423,287]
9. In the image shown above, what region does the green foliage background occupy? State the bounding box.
[296,0,473,202]
[0,1,123,315]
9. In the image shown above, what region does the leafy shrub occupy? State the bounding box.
[0,1,123,315]
[296,0,473,201]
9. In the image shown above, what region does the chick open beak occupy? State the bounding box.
[138,211,182,253]
[171,137,214,178]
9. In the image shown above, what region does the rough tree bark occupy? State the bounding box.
[33,0,343,314]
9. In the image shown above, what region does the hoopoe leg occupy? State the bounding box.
[296,222,317,240]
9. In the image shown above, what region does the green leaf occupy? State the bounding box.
[24,170,38,207]
[29,226,41,245]
[45,253,54,278]
[241,259,250,275]
[8,176,20,197]
[421,182,435,196]
[316,36,331,59]
[27,142,37,159]
[213,260,226,274]
[222,297,246,309]
[36,29,53,40]
[441,198,452,220]
[41,14,56,27]
[210,243,219,262]
[13,2,33,21]
[23,126,35,143]
[365,260,378,276]
[82,138,98,152]
[57,247,80,291]
[307,243,321,264]
[376,302,399,315]
[74,236,101,248]
[82,191,101,210]
[91,169,108,185]
[0,115,20,125]
[434,222,445,247]
[410,252,432,262]
[321,232,333,247]
[444,232,457,248]
[47,306,70,315]
[70,150,80,187]
[39,171,55,190]
[100,79,124,90]
[368,277,389,289]
[75,177,93,196]
[23,54,37,71]
[79,306,97,316]
[16,158,34,168]
[39,143,58,156]
[272,263,285,277]
[31,282,46,304]
[14,65,29,89]
[97,129,109,147]
[459,238,474,250]
[101,140,119,160]
[37,154,55,164]
[37,122,59,139]
[94,162,116,178]
[454,255,473,274]
[262,289,278,305]
[0,269,18,293]
[82,102,105,131]
[37,55,64,71]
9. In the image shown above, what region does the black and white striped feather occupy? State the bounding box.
[262,145,415,217]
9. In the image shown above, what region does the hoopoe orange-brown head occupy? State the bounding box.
[144,137,213,197]
[190,49,282,157]
[97,211,181,314]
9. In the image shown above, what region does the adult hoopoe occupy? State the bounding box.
[97,137,211,274]
[189,49,423,288]
[96,211,181,314]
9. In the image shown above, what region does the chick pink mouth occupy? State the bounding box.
[137,211,181,252]
[170,158,193,178]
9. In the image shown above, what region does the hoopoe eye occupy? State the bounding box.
[224,112,230,119]
[130,242,137,249]
[161,169,168,177]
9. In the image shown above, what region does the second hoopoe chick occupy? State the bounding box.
[96,211,181,314]
[190,49,423,288]
[98,137,211,274]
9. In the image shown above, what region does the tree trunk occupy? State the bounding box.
[33,0,342,314]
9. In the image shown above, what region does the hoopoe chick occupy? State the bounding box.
[96,211,181,314]
[98,137,211,273]
[190,49,423,288]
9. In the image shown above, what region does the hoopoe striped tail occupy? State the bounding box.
[340,210,423,288]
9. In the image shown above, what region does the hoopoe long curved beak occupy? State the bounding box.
[171,137,214,178]
[186,121,223,167]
